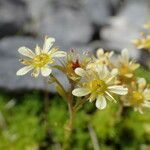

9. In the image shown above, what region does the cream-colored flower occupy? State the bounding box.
[72,66,128,109]
[87,49,113,69]
[118,49,139,78]
[143,22,150,29]
[60,50,91,81]
[132,35,150,51]
[129,78,150,114]
[16,37,66,77]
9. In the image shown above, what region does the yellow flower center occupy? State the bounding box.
[119,65,130,75]
[88,79,107,95]
[33,53,51,68]
[143,38,150,49]
[132,91,144,105]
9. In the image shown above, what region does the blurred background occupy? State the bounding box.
[0,0,150,149]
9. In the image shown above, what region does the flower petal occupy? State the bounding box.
[130,63,140,70]
[35,45,41,55]
[48,47,59,55]
[143,101,150,108]
[16,66,33,76]
[108,85,128,95]
[96,48,104,57]
[72,88,91,97]
[51,51,67,57]
[105,91,117,103]
[18,47,35,58]
[109,51,114,57]
[96,95,107,109]
[138,78,146,88]
[88,92,97,102]
[41,67,52,77]
[124,73,133,78]
[31,68,40,78]
[75,68,87,77]
[143,89,150,99]
[105,69,118,84]
[111,68,118,76]
[43,37,55,53]
[122,48,129,64]
[96,65,109,79]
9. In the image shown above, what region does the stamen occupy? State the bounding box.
[33,53,51,68]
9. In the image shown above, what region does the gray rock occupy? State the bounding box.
[24,0,122,44]
[0,36,42,58]
[23,0,92,45]
[50,0,83,10]
[82,0,111,25]
[0,0,28,37]
[110,0,120,7]
[38,9,92,45]
[101,0,150,59]
[25,0,116,26]
[0,36,93,91]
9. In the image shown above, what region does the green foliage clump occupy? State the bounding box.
[136,66,150,82]
[0,92,45,150]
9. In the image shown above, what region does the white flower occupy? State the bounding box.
[87,49,113,69]
[16,37,66,77]
[72,66,128,109]
[61,50,91,81]
[118,49,139,78]
[130,78,150,114]
[132,35,150,51]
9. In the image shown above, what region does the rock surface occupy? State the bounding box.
[0,0,28,37]
[23,0,92,44]
[82,0,111,25]
[101,0,150,59]
[23,0,121,44]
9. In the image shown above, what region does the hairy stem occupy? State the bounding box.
[67,79,75,130]
[67,101,74,130]
[116,100,124,119]
[43,78,49,130]
[51,74,66,96]
[88,124,100,150]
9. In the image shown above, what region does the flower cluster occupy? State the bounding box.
[132,22,150,51]
[124,78,150,113]
[129,22,150,113]
[132,33,150,51]
[16,36,150,114]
